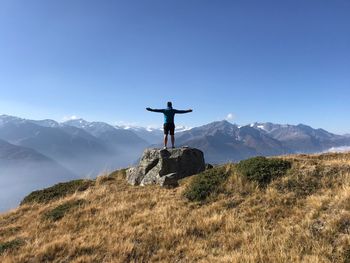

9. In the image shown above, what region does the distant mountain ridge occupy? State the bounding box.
[175,120,350,163]
[1,114,350,211]
[0,115,149,211]
[174,121,286,163]
[250,122,347,153]
[2,115,350,164]
[0,115,148,172]
[110,118,350,163]
[2,115,350,163]
[119,124,191,144]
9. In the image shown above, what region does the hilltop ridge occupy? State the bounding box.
[0,152,349,262]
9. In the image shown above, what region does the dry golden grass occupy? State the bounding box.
[0,153,350,262]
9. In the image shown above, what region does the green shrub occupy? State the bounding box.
[236,157,291,187]
[0,226,21,238]
[43,199,86,222]
[21,180,94,205]
[275,174,320,197]
[184,167,230,202]
[0,238,24,254]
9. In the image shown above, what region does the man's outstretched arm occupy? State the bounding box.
[146,108,164,113]
[174,109,193,114]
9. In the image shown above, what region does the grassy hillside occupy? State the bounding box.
[0,153,350,262]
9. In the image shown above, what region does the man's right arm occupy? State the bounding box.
[146,108,164,113]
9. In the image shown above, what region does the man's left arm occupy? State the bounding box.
[174,109,193,114]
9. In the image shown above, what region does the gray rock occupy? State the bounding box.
[158,173,179,188]
[126,147,205,187]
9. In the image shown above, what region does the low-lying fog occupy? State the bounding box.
[0,148,143,213]
[325,146,350,153]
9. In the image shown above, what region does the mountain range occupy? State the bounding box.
[1,114,350,211]
[175,121,350,163]
[0,115,148,174]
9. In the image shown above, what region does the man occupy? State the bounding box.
[146,102,192,149]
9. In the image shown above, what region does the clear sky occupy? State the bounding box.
[0,0,349,133]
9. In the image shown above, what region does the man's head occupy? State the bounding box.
[167,101,172,108]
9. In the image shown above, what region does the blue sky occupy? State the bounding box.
[0,0,349,133]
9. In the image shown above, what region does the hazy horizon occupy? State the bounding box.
[1,111,350,212]
[1,113,350,136]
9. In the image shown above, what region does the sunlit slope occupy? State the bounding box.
[0,153,349,262]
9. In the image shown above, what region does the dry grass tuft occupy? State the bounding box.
[0,154,350,262]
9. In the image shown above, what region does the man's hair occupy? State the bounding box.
[167,101,172,108]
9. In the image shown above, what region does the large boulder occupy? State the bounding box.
[126,147,205,187]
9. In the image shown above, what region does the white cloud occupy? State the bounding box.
[146,125,162,131]
[175,125,192,132]
[62,115,78,121]
[325,146,350,153]
[225,113,235,121]
[115,120,139,127]
[115,121,163,131]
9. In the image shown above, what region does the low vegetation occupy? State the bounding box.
[236,156,292,186]
[20,179,94,205]
[43,199,86,222]
[184,166,231,202]
[0,238,24,255]
[0,154,349,262]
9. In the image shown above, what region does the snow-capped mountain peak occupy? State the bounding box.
[0,115,60,128]
[63,119,119,137]
[63,119,90,129]
[30,119,60,128]
[0,115,25,126]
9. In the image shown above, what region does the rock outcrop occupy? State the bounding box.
[126,147,205,187]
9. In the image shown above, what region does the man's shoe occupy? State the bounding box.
[172,146,175,149]
[163,146,167,150]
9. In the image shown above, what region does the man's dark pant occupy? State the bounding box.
[163,123,175,135]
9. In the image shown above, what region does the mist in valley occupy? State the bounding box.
[0,161,76,212]
[0,148,146,212]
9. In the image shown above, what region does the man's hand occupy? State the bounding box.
[146,107,152,111]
